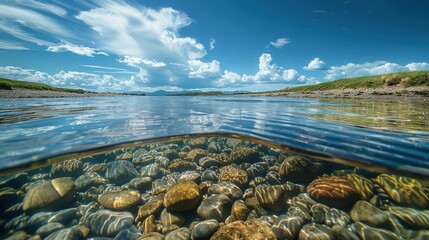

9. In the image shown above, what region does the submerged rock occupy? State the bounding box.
[140,163,160,178]
[160,208,185,227]
[50,159,83,178]
[355,222,400,240]
[164,180,201,211]
[230,147,260,164]
[187,148,207,162]
[299,223,335,240]
[388,206,429,230]
[218,165,249,188]
[208,181,243,200]
[84,209,134,237]
[279,156,322,183]
[255,185,286,211]
[307,176,359,208]
[98,190,141,210]
[272,215,304,240]
[165,227,190,240]
[191,219,219,240]
[197,194,232,222]
[105,160,138,185]
[74,172,107,191]
[138,194,165,220]
[23,178,75,213]
[211,219,276,240]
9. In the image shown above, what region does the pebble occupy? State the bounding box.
[0,173,29,189]
[229,200,250,222]
[202,169,218,182]
[98,190,141,210]
[50,159,83,178]
[218,165,249,187]
[345,173,376,201]
[129,177,152,191]
[197,194,232,222]
[350,200,390,228]
[168,161,197,172]
[138,194,165,220]
[388,205,429,230]
[23,178,75,213]
[272,215,304,239]
[208,181,243,200]
[279,156,323,183]
[355,222,400,240]
[84,209,134,237]
[36,222,65,237]
[211,218,276,240]
[191,219,219,240]
[140,163,160,178]
[141,215,156,235]
[199,157,219,168]
[105,160,138,185]
[160,208,185,227]
[255,185,286,210]
[165,227,190,240]
[187,148,207,162]
[307,176,359,208]
[332,225,360,240]
[230,147,260,164]
[137,232,164,240]
[299,223,335,240]
[74,172,107,191]
[164,180,201,211]
[45,227,83,240]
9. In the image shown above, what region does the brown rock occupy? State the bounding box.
[164,180,200,211]
[138,194,165,220]
[218,165,249,187]
[307,176,359,208]
[98,190,141,210]
[210,219,276,240]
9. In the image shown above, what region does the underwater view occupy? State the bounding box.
[1,135,429,240]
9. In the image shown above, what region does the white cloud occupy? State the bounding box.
[405,62,429,71]
[81,65,127,71]
[304,57,327,70]
[15,0,67,17]
[216,70,242,87]
[47,41,108,57]
[0,40,28,50]
[0,20,52,46]
[118,56,166,68]
[268,38,290,49]
[188,59,220,78]
[210,38,215,51]
[76,2,206,61]
[325,61,409,81]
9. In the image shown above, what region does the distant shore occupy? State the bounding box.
[248,86,429,99]
[0,88,142,99]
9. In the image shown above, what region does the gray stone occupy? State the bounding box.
[197,194,232,222]
[105,160,138,185]
[84,209,134,237]
[272,215,304,240]
[165,227,190,240]
[299,223,335,240]
[191,219,219,240]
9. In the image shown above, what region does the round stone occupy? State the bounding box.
[191,219,219,240]
[74,172,107,191]
[299,223,335,240]
[164,180,201,211]
[84,209,133,237]
[230,147,260,164]
[162,149,179,160]
[218,165,249,187]
[140,163,160,178]
[50,159,83,178]
[211,219,276,240]
[272,215,304,240]
[187,148,208,162]
[128,177,152,191]
[160,208,185,227]
[345,173,376,201]
[350,200,390,228]
[187,138,208,149]
[208,181,243,200]
[105,160,138,185]
[138,194,164,220]
[229,200,250,222]
[388,206,429,230]
[255,185,286,210]
[279,156,322,183]
[168,161,197,172]
[355,222,400,240]
[99,190,141,210]
[23,178,75,213]
[45,227,83,240]
[197,194,232,222]
[199,157,219,168]
[307,176,359,208]
[165,227,190,240]
[36,222,65,237]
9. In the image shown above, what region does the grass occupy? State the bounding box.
[276,71,429,93]
[0,78,86,93]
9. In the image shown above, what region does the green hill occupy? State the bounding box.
[0,78,86,93]
[276,71,429,93]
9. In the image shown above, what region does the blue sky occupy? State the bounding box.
[1,0,429,92]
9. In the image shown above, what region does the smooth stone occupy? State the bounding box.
[155,156,170,168]
[114,226,141,240]
[84,209,134,237]
[271,215,304,240]
[0,187,21,212]
[197,194,232,222]
[168,161,197,172]
[307,176,359,208]
[85,163,107,175]
[266,171,282,185]
[162,224,180,234]
[288,206,312,223]
[311,204,350,227]
[23,178,75,213]
[187,137,208,149]
[191,219,219,240]
[160,208,185,227]
[140,163,160,178]
[141,215,157,235]
[162,149,179,160]
[299,223,335,240]
[4,231,28,240]
[199,157,219,168]
[73,225,90,238]
[138,194,165,220]
[202,170,218,182]
[332,225,360,240]
[255,185,286,211]
[164,180,200,211]
[389,205,429,230]
[165,227,190,240]
[355,222,400,240]
[211,219,276,240]
[75,172,107,191]
[244,197,267,216]
[177,171,201,184]
[230,147,260,164]
[279,156,322,183]
[376,174,429,209]
[402,229,429,239]
[99,190,141,210]
[208,142,221,153]
[105,161,138,185]
[129,177,152,191]
[50,159,83,178]
[136,232,164,240]
[345,173,376,201]
[45,227,83,240]
[36,222,65,237]
[187,148,208,162]
[350,201,389,228]
[229,200,250,222]
[208,181,243,200]
[218,165,249,188]
[246,163,268,179]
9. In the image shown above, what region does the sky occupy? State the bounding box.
[0,0,429,92]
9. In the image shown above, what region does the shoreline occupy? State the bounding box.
[0,89,143,99]
[246,86,429,99]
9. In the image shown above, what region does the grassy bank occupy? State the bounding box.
[276,71,429,93]
[0,78,86,93]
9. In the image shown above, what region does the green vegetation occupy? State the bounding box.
[276,71,429,93]
[171,91,225,96]
[0,78,86,93]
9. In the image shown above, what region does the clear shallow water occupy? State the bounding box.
[0,96,428,177]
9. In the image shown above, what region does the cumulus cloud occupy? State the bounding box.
[268,38,290,49]
[405,62,429,71]
[304,57,327,70]
[188,59,220,78]
[47,41,108,57]
[76,2,206,61]
[216,70,242,87]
